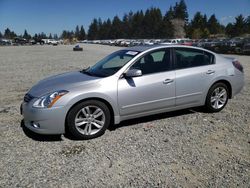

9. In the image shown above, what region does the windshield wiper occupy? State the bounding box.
[81,66,90,72]
[81,71,94,76]
[80,68,104,77]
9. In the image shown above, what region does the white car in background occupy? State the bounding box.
[160,38,187,45]
[47,39,59,45]
[41,39,59,45]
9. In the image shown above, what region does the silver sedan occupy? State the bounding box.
[21,45,244,139]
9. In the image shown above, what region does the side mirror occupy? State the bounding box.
[125,69,142,78]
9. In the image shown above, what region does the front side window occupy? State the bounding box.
[130,49,172,75]
[86,50,139,77]
[174,48,214,69]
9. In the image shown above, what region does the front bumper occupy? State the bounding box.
[21,101,66,135]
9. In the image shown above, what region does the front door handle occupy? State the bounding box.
[206,70,215,74]
[163,79,174,84]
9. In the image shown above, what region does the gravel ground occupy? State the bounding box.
[0,44,249,187]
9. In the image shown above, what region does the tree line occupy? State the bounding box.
[87,0,250,39]
[1,0,250,40]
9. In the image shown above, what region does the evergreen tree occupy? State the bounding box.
[75,25,80,39]
[161,7,174,38]
[203,14,208,27]
[187,12,209,38]
[33,33,38,40]
[122,11,133,38]
[110,16,123,39]
[53,34,58,39]
[172,0,189,36]
[246,16,250,33]
[79,26,86,40]
[23,29,31,39]
[173,0,188,23]
[165,6,174,20]
[131,10,144,38]
[225,14,246,37]
[40,32,47,39]
[142,8,163,38]
[88,18,99,40]
[151,8,163,38]
[234,14,246,36]
[48,33,52,39]
[0,31,2,38]
[4,28,16,39]
[142,9,152,38]
[99,19,111,39]
[61,30,67,39]
[202,28,210,38]
[207,14,221,34]
[4,28,11,39]
[191,12,207,29]
[225,23,234,37]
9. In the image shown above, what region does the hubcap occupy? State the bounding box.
[74,105,105,135]
[210,87,227,109]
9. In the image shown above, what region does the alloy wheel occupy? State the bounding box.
[210,87,227,109]
[74,105,105,135]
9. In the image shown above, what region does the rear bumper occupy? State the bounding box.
[21,102,66,135]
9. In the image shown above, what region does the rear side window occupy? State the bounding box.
[174,48,214,69]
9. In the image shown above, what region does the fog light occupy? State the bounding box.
[31,121,40,128]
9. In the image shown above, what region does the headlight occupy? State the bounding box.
[33,90,68,108]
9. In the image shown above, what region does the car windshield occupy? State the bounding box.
[84,50,140,77]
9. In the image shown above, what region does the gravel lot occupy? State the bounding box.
[0,44,249,187]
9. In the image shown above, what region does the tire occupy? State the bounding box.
[205,83,229,112]
[235,47,242,54]
[66,100,111,139]
[214,47,219,52]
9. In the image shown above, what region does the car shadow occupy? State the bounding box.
[20,107,204,141]
[20,120,62,142]
[108,107,203,131]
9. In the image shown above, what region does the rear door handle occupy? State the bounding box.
[163,79,174,84]
[206,70,215,74]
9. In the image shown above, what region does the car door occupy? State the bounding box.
[118,48,175,116]
[174,47,217,106]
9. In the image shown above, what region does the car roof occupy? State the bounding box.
[125,44,214,53]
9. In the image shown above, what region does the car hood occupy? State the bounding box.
[28,71,100,97]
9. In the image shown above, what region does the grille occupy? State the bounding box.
[24,93,34,103]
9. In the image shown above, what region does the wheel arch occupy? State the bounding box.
[64,97,115,132]
[210,79,232,99]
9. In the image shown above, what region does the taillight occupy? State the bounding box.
[232,60,244,73]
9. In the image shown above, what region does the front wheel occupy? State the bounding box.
[205,83,229,112]
[66,100,111,139]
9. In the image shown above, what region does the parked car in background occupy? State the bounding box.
[13,37,28,45]
[179,39,193,46]
[143,39,155,45]
[160,39,181,45]
[30,39,45,45]
[120,40,131,47]
[47,39,59,45]
[203,39,229,53]
[243,38,250,54]
[223,37,245,54]
[161,38,191,45]
[21,45,244,139]
[0,38,12,45]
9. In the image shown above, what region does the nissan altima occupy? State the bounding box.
[21,45,244,139]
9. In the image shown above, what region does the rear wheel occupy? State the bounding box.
[67,100,111,139]
[205,83,229,112]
